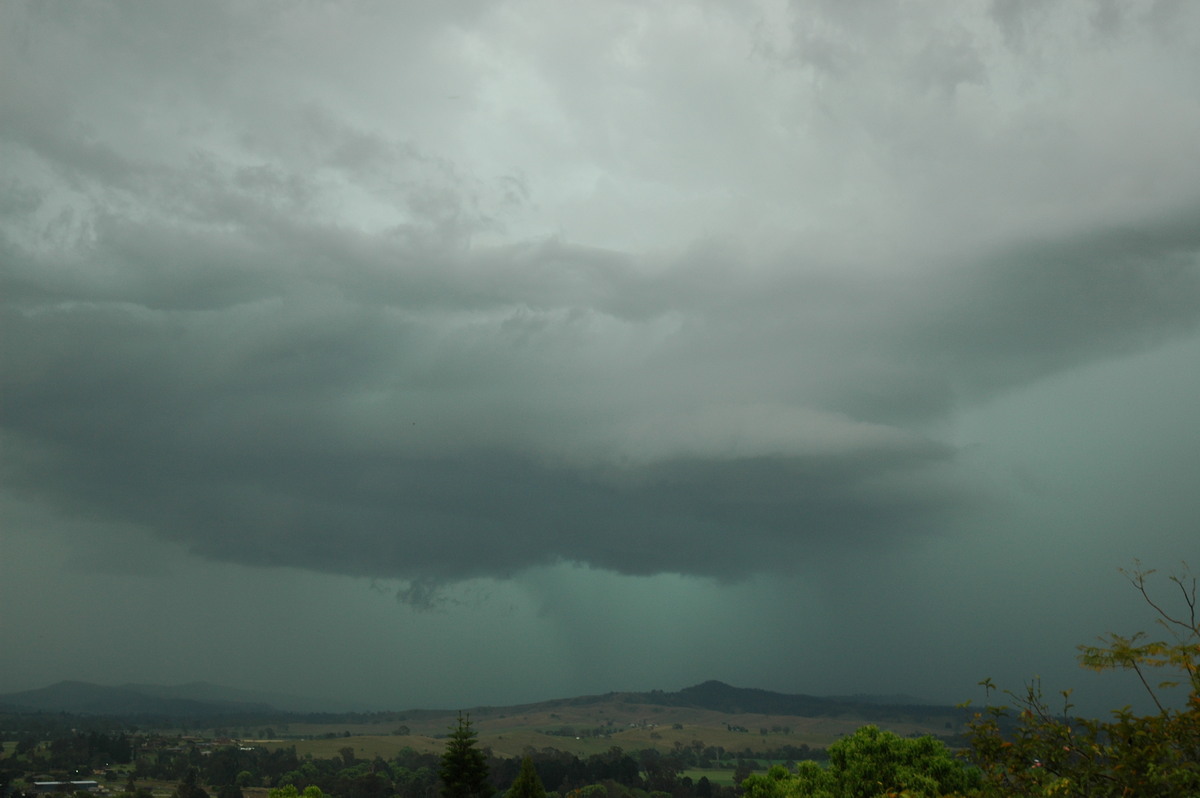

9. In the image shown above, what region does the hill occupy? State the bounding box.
[258,682,969,760]
[468,680,958,727]
[0,680,967,754]
[0,681,279,716]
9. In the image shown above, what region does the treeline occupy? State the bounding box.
[0,729,824,798]
[0,711,439,739]
[2,730,134,775]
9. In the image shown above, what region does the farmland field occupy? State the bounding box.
[265,695,961,761]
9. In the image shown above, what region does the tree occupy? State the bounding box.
[825,726,978,797]
[742,727,977,798]
[268,786,321,798]
[173,768,209,798]
[505,757,545,798]
[966,563,1200,796]
[439,713,493,798]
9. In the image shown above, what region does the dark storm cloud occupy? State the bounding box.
[3,0,1200,601]
[4,149,1199,589]
[0,199,974,584]
[824,212,1200,422]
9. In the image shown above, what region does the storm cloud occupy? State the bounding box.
[2,0,1199,709]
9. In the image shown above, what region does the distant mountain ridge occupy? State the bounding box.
[671,679,849,714]
[0,680,320,716]
[528,680,950,720]
[0,679,957,722]
[116,681,337,712]
[677,680,935,711]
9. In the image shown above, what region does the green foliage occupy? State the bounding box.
[741,727,977,798]
[965,563,1200,796]
[742,763,822,798]
[507,757,547,798]
[827,726,978,797]
[268,785,324,798]
[440,713,493,798]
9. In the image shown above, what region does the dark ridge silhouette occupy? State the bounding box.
[0,679,965,725]
[0,680,274,716]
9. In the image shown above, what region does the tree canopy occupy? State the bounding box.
[742,725,978,798]
[439,713,493,798]
[268,786,325,798]
[504,757,545,798]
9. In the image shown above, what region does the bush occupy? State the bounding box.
[965,564,1200,796]
[741,726,978,797]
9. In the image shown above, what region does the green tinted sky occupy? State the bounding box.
[2,0,1198,716]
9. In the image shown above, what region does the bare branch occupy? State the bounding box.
[1129,660,1166,714]
[1123,563,1196,633]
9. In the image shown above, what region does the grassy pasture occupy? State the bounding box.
[285,734,444,759]
[259,695,961,763]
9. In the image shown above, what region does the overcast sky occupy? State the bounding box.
[2,0,1198,716]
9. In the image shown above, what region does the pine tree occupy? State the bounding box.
[505,757,546,798]
[172,768,209,798]
[439,713,493,798]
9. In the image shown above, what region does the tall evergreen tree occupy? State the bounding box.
[505,757,545,798]
[172,768,209,798]
[439,713,493,798]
